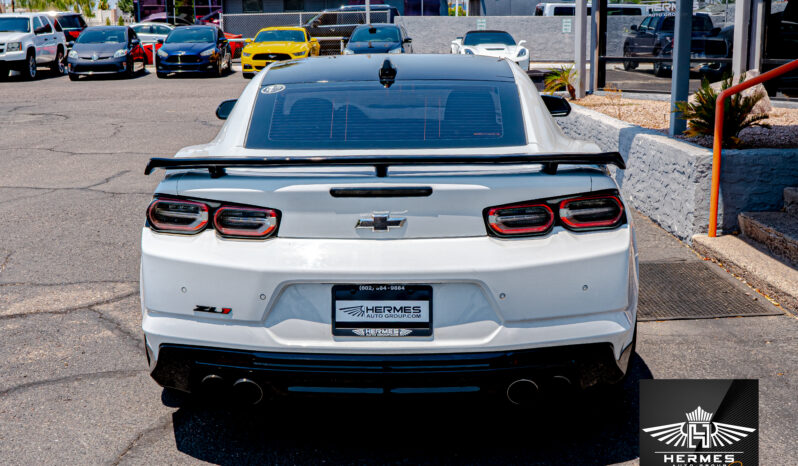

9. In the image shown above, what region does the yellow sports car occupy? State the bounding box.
[241,27,320,78]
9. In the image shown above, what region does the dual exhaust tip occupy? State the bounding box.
[506,375,572,406]
[201,374,264,405]
[202,374,571,406]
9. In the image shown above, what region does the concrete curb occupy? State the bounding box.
[693,234,798,316]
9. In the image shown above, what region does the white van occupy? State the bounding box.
[534,3,651,16]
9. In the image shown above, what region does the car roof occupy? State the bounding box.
[262,55,515,85]
[337,4,394,10]
[132,22,174,27]
[85,25,128,30]
[352,23,398,29]
[257,26,306,32]
[465,30,512,34]
[0,13,39,18]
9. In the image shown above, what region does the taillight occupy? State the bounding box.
[559,195,624,230]
[214,206,278,238]
[147,198,208,233]
[487,203,554,236]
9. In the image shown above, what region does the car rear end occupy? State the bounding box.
[140,55,637,404]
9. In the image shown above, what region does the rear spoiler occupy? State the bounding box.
[144,152,625,178]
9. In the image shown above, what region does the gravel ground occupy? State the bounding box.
[575,94,798,149]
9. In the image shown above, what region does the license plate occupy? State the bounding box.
[332,284,432,337]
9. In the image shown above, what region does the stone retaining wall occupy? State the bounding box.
[556,105,798,242]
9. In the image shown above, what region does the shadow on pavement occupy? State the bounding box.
[162,353,652,464]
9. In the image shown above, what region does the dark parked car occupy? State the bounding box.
[48,11,87,46]
[344,24,412,55]
[155,25,232,78]
[67,26,146,80]
[304,5,400,55]
[622,13,728,77]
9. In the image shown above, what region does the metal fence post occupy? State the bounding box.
[669,0,693,136]
[574,0,587,98]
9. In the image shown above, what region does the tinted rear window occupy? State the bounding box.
[245,81,525,150]
[57,15,83,29]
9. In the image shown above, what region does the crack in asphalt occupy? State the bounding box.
[0,369,144,398]
[87,305,144,349]
[0,280,139,287]
[0,289,139,321]
[0,189,56,206]
[111,414,174,465]
[0,252,11,275]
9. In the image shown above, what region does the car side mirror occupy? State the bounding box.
[245,38,252,43]
[216,99,237,120]
[311,38,319,43]
[67,41,75,48]
[157,38,164,44]
[710,27,721,36]
[541,95,571,117]
[131,38,140,46]
[630,25,637,31]
[403,37,412,43]
[312,20,320,28]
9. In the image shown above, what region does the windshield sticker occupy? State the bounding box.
[261,84,286,94]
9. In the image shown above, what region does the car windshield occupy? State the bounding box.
[661,15,714,32]
[254,29,306,42]
[463,32,516,46]
[76,29,126,44]
[246,81,525,150]
[166,28,215,43]
[0,17,30,33]
[57,15,83,29]
[350,26,400,42]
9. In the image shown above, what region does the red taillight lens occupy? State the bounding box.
[559,195,624,230]
[487,203,554,236]
[214,206,278,238]
[147,198,208,233]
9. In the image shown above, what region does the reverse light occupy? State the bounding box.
[487,203,554,236]
[214,206,278,238]
[147,198,208,233]
[559,195,624,230]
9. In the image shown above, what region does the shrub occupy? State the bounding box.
[118,16,124,26]
[675,76,770,148]
[544,65,577,100]
[105,17,111,25]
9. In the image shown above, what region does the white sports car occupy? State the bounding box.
[451,30,530,70]
[142,54,637,405]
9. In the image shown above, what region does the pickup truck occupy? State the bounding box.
[622,13,728,77]
[0,12,67,80]
[303,5,400,55]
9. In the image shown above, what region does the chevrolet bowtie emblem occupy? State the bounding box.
[356,213,405,232]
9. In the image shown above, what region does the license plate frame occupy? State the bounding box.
[331,284,432,337]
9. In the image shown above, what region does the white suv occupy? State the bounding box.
[0,13,67,80]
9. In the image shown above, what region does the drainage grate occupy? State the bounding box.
[638,262,782,321]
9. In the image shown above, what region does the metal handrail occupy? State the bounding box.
[707,58,798,237]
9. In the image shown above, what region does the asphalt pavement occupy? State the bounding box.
[0,68,796,465]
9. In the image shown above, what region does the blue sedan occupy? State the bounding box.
[155,25,232,78]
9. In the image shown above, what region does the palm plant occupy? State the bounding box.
[675,76,770,148]
[98,0,109,10]
[544,65,577,100]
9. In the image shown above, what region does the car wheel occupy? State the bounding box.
[653,60,666,77]
[0,65,7,80]
[215,59,223,78]
[622,47,635,71]
[68,72,79,81]
[243,72,253,79]
[23,52,37,80]
[156,71,167,79]
[51,48,65,75]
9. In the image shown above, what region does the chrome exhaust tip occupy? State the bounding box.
[506,379,539,406]
[232,378,264,405]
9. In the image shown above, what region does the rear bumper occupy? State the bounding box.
[149,337,635,394]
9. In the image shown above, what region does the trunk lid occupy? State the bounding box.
[171,166,600,239]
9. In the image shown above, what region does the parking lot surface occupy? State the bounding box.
[1,71,796,465]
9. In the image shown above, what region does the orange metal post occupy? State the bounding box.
[707,58,798,237]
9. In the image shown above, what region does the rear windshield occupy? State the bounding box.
[463,32,516,46]
[661,15,714,32]
[57,15,84,29]
[245,81,525,150]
